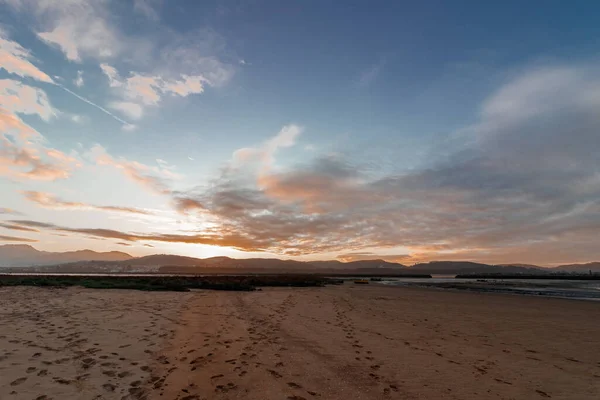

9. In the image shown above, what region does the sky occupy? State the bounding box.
[1,0,599,266]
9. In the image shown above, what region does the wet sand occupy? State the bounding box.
[1,285,599,399]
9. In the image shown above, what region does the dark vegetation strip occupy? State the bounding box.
[0,274,334,292]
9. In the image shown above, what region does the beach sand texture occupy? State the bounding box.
[1,284,599,399]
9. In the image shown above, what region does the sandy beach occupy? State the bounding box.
[1,285,599,399]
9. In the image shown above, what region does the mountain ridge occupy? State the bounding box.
[1,245,599,273]
[0,244,132,267]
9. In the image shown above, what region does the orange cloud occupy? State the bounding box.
[0,222,39,233]
[0,139,77,181]
[171,195,205,214]
[22,191,154,216]
[0,208,22,215]
[0,235,37,243]
[0,81,80,181]
[0,30,54,83]
[9,219,268,252]
[90,145,173,194]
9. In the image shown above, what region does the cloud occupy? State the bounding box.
[0,208,23,215]
[356,59,385,88]
[57,85,132,126]
[0,222,39,232]
[133,0,161,21]
[100,65,211,118]
[160,65,600,263]
[3,0,123,62]
[8,219,269,251]
[74,70,84,87]
[232,124,303,170]
[0,80,80,180]
[0,28,54,83]
[100,63,121,86]
[109,101,143,120]
[22,191,154,215]
[0,234,37,242]
[116,242,132,246]
[171,194,205,214]
[0,139,78,180]
[0,79,56,123]
[88,144,175,194]
[4,2,235,124]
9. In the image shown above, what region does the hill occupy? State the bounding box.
[0,244,132,267]
[408,261,546,275]
[2,246,598,275]
[554,262,600,273]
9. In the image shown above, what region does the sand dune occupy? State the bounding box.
[1,285,599,399]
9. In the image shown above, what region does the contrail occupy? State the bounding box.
[57,84,134,128]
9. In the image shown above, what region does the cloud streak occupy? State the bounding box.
[0,222,39,232]
[0,28,54,83]
[89,145,176,194]
[0,234,37,242]
[0,208,23,215]
[22,191,154,216]
[57,85,133,128]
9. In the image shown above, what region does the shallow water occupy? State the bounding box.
[379,277,600,301]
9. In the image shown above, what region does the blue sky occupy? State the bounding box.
[1,0,600,266]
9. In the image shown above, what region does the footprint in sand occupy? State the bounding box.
[102,383,116,392]
[267,369,283,378]
[118,370,133,378]
[10,377,27,386]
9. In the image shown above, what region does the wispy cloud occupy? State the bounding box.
[4,0,124,62]
[0,79,80,180]
[8,219,267,251]
[0,234,37,242]
[133,0,162,21]
[4,0,236,124]
[22,191,154,216]
[100,65,211,119]
[88,145,176,194]
[74,70,84,87]
[0,208,23,215]
[0,79,56,124]
[0,28,54,83]
[356,58,385,88]
[0,222,39,232]
[57,85,133,128]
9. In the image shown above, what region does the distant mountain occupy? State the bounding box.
[309,259,407,270]
[2,245,598,275]
[120,254,206,267]
[498,263,545,270]
[0,244,132,267]
[554,262,600,273]
[408,261,546,275]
